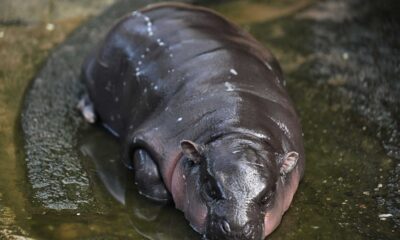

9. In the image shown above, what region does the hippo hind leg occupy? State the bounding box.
[77,94,96,123]
[133,149,172,203]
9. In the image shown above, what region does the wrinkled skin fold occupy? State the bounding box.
[79,2,305,240]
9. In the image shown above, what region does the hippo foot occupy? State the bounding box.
[133,149,172,203]
[77,95,97,123]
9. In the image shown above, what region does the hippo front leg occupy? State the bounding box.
[132,149,172,203]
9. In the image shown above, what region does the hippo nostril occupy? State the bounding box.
[221,220,231,234]
[243,223,252,237]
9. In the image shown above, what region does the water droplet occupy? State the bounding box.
[225,82,235,92]
[157,38,165,46]
[230,68,238,76]
[177,117,183,122]
[264,62,273,71]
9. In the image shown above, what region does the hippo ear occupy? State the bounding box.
[180,140,203,164]
[280,151,299,176]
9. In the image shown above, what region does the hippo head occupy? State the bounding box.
[180,136,299,240]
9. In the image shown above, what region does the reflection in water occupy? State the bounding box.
[79,126,200,240]
[80,129,128,205]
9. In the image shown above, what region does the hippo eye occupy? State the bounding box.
[259,192,273,207]
[202,178,222,201]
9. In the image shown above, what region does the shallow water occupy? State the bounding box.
[0,0,399,239]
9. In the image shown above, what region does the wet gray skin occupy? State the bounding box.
[80,3,304,239]
[0,0,398,239]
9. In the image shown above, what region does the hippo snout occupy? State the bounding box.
[205,208,263,240]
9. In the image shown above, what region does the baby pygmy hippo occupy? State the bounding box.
[78,3,305,240]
